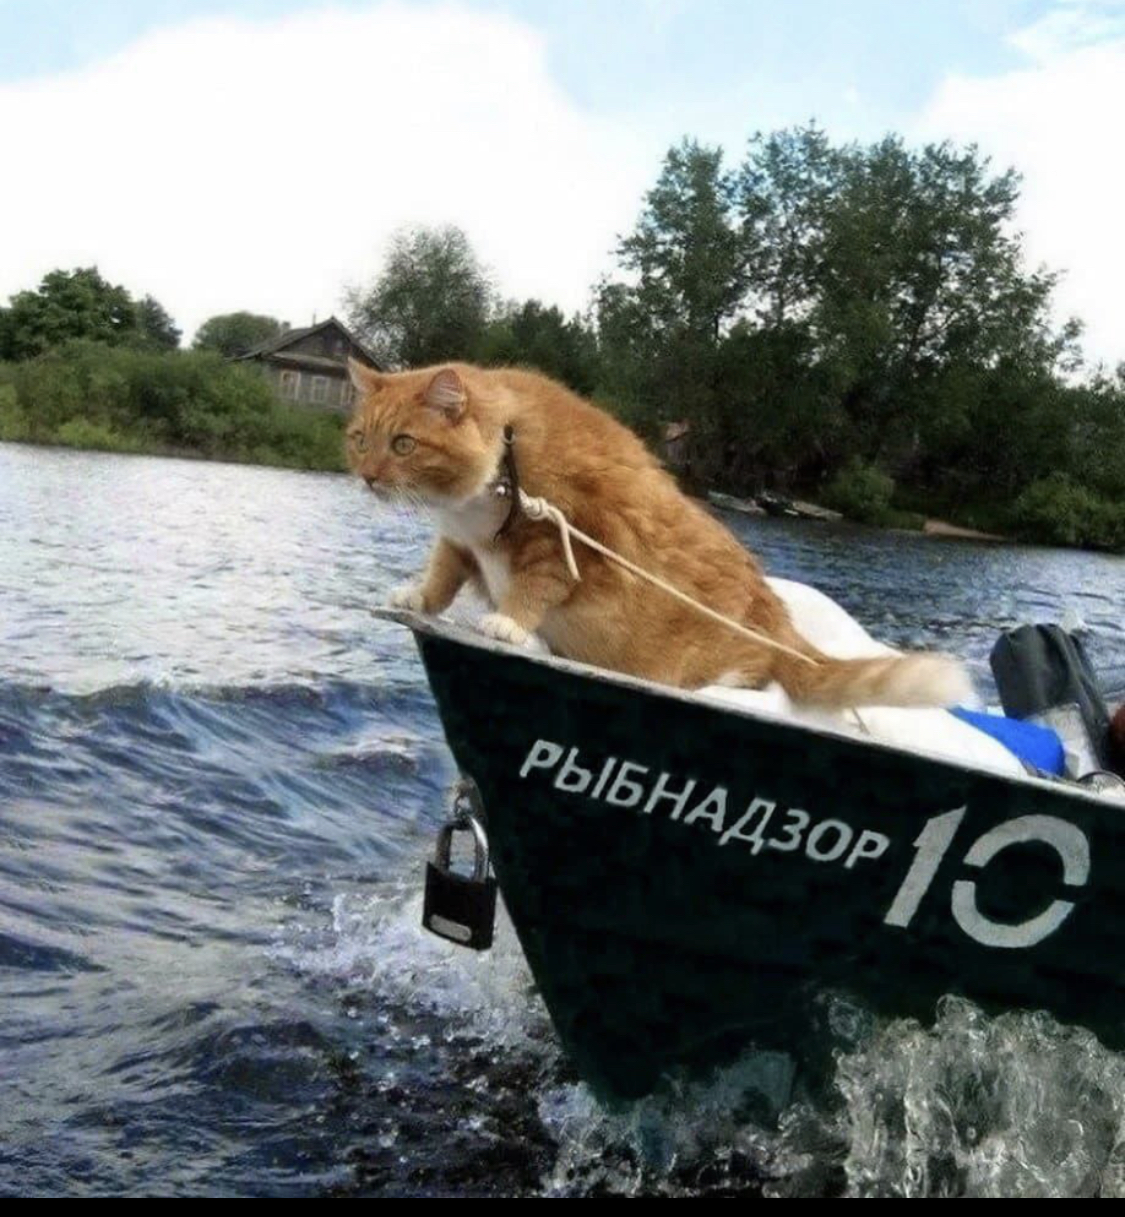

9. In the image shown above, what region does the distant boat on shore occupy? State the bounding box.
[708,490,842,523]
[708,491,1008,543]
[706,490,766,516]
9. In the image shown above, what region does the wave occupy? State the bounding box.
[274,879,1125,1196]
[0,675,420,712]
[0,931,105,974]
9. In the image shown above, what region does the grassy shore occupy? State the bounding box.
[0,350,347,473]
[0,424,348,473]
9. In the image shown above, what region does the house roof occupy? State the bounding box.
[267,351,353,373]
[664,420,691,442]
[236,315,382,368]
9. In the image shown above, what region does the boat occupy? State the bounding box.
[706,490,766,517]
[725,490,843,523]
[383,607,1125,1103]
[756,490,802,519]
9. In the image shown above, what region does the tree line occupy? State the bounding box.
[342,131,1125,550]
[3,125,1125,548]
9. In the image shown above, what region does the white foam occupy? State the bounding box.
[536,992,1125,1197]
[275,880,552,1053]
[832,995,1125,1197]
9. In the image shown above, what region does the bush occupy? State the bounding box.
[1010,474,1125,550]
[0,376,31,441]
[246,402,346,470]
[822,457,896,525]
[881,508,926,532]
[53,418,143,453]
[9,341,345,471]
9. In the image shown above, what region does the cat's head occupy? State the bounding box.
[345,362,496,504]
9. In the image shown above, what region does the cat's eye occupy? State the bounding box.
[348,429,368,452]
[391,434,416,456]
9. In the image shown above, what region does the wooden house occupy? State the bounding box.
[235,316,381,412]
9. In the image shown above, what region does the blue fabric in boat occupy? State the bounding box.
[950,707,1066,776]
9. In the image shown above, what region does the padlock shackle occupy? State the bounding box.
[434,812,490,883]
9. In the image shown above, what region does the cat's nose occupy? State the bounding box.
[364,476,378,490]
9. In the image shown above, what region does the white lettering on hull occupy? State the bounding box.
[517,738,1092,951]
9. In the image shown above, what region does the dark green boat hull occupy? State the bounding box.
[395,613,1125,1102]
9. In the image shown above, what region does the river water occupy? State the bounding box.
[3,441,1125,1197]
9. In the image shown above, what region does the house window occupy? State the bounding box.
[340,381,354,409]
[311,376,329,404]
[280,370,301,400]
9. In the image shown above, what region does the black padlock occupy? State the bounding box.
[422,812,498,950]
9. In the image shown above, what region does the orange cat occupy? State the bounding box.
[347,360,970,708]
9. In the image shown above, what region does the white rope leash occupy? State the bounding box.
[517,490,818,668]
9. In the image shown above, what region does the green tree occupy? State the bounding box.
[618,139,747,344]
[596,126,1093,509]
[192,311,283,358]
[476,300,600,394]
[345,225,493,368]
[809,138,1076,462]
[737,125,841,328]
[135,295,181,350]
[594,140,746,447]
[0,267,138,360]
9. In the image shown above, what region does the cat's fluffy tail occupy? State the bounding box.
[770,645,972,710]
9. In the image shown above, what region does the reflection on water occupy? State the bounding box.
[3,441,1125,1196]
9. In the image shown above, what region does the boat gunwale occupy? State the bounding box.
[374,607,1117,810]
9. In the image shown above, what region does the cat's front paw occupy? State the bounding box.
[387,582,428,613]
[479,612,531,647]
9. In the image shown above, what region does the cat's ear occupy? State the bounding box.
[423,368,467,423]
[348,357,382,394]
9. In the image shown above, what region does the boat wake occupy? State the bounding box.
[276,876,1125,1196]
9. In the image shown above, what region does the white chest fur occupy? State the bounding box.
[434,495,512,607]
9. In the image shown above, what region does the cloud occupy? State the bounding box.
[917,3,1125,368]
[0,3,655,341]
[1009,0,1125,62]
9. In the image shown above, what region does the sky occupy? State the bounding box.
[1,0,1123,364]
